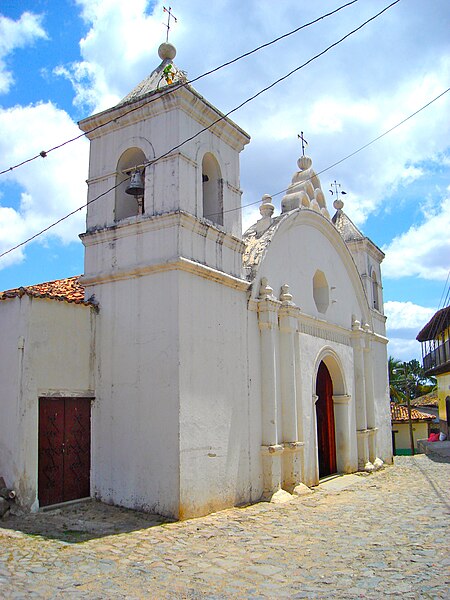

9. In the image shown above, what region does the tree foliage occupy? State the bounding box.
[388,356,436,403]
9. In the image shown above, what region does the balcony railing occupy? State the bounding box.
[423,338,450,374]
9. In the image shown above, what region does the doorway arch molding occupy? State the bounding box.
[312,346,347,397]
[312,347,355,477]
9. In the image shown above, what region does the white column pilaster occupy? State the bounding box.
[278,284,303,491]
[258,278,283,498]
[352,318,369,469]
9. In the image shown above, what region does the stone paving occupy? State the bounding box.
[0,455,449,599]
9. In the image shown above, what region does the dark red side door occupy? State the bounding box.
[316,362,337,477]
[38,397,91,506]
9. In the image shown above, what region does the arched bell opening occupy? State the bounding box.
[315,361,337,478]
[115,147,146,221]
[202,152,223,227]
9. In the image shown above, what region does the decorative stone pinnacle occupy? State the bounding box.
[259,277,274,299]
[280,284,294,305]
[259,194,275,219]
[352,317,361,331]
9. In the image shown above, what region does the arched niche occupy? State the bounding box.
[115,147,146,222]
[202,152,223,227]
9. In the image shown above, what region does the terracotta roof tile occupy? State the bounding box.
[0,276,90,305]
[390,402,435,422]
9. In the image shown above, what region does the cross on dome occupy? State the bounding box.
[297,132,308,156]
[163,6,178,43]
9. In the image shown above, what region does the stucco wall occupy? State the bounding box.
[178,271,252,518]
[0,296,94,509]
[87,271,181,517]
[0,298,26,496]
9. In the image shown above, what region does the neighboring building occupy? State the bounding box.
[0,43,392,518]
[390,403,435,455]
[411,391,439,423]
[417,305,450,437]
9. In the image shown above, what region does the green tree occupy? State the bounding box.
[388,356,436,403]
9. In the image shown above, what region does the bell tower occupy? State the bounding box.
[78,44,251,519]
[79,42,250,282]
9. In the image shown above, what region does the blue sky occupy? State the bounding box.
[0,0,449,361]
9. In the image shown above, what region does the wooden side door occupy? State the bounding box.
[63,398,91,503]
[316,362,337,477]
[38,397,65,506]
[38,397,91,507]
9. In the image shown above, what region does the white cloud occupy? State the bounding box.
[387,338,422,362]
[384,301,436,331]
[385,301,436,361]
[55,0,165,112]
[382,195,450,281]
[0,102,89,269]
[0,12,47,94]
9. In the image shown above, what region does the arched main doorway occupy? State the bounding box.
[316,361,337,477]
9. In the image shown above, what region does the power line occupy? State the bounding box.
[0,0,360,177]
[437,271,450,309]
[266,86,450,201]
[140,1,401,169]
[3,82,444,263]
[0,0,404,260]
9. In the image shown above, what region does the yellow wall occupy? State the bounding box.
[393,422,430,452]
[437,372,450,421]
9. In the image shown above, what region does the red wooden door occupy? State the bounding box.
[38,397,91,506]
[316,362,337,477]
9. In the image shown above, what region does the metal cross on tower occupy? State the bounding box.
[163,6,177,42]
[329,180,347,201]
[297,132,308,156]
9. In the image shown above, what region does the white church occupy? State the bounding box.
[0,43,392,518]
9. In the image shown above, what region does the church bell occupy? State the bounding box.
[125,170,144,196]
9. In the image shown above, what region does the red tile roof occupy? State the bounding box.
[390,402,435,422]
[0,276,90,305]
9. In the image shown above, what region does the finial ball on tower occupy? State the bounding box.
[297,155,312,171]
[158,42,177,60]
[333,199,344,210]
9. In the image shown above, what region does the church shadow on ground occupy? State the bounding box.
[0,499,172,543]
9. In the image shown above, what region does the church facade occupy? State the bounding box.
[0,43,392,518]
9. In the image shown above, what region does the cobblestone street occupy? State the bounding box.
[1,455,449,599]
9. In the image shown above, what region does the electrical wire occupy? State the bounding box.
[2,83,445,262]
[208,85,450,219]
[139,1,401,172]
[0,1,409,260]
[0,0,360,177]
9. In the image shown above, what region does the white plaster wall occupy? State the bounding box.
[87,270,181,517]
[82,215,244,283]
[178,271,252,518]
[371,338,393,463]
[0,298,27,496]
[253,217,369,330]
[0,297,94,509]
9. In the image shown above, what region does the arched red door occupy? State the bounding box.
[316,361,337,477]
